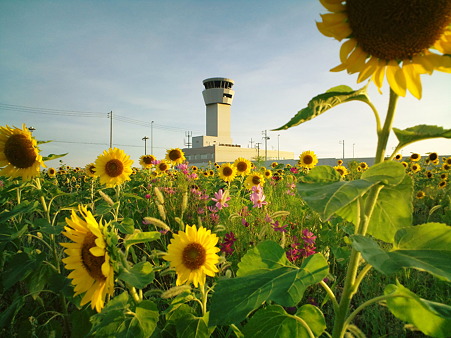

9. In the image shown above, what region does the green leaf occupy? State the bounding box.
[361,161,405,185]
[118,261,155,289]
[42,153,68,161]
[2,252,44,290]
[0,291,25,329]
[176,312,211,338]
[273,85,369,131]
[0,224,28,242]
[124,231,161,249]
[393,125,451,148]
[115,218,135,235]
[297,179,376,220]
[299,165,341,183]
[337,175,413,243]
[128,300,159,338]
[209,250,328,325]
[385,282,451,337]
[394,223,451,251]
[242,305,325,338]
[351,234,451,281]
[0,200,39,223]
[237,240,293,277]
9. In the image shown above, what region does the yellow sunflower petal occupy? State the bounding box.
[402,61,422,99]
[386,61,407,97]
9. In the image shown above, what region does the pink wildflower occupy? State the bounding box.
[211,189,231,210]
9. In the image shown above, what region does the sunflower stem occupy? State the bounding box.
[375,89,399,164]
[199,283,208,317]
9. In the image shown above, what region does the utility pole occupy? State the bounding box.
[151,120,154,155]
[339,140,345,161]
[255,142,261,160]
[262,130,270,162]
[185,131,192,148]
[249,138,254,148]
[108,111,113,148]
[142,136,149,155]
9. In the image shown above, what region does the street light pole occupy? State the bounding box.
[151,121,154,155]
[142,136,149,155]
[277,134,280,160]
[339,140,345,161]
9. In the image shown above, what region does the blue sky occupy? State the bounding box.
[1,0,450,167]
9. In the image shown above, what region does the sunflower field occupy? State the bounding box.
[2,1,451,337]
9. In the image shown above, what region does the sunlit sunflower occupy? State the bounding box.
[428,152,439,163]
[233,157,252,176]
[85,163,96,178]
[217,163,237,182]
[0,124,46,180]
[164,224,220,287]
[337,159,343,165]
[60,205,114,313]
[441,173,449,180]
[438,180,447,189]
[244,172,266,189]
[359,162,369,170]
[202,170,210,177]
[317,0,451,99]
[416,191,426,199]
[334,165,349,177]
[298,151,318,169]
[155,160,171,174]
[166,148,186,165]
[410,153,421,162]
[271,162,278,168]
[264,169,273,179]
[47,167,57,178]
[401,161,408,168]
[394,154,403,161]
[410,163,421,173]
[190,165,198,172]
[443,164,451,171]
[139,154,156,169]
[445,157,451,166]
[426,170,434,179]
[94,148,133,188]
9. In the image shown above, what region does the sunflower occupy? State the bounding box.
[441,173,449,180]
[410,153,421,162]
[94,148,133,188]
[337,159,343,165]
[244,172,265,189]
[233,157,252,176]
[334,165,349,177]
[298,150,318,169]
[47,167,57,178]
[217,163,237,182]
[410,163,421,173]
[428,152,439,163]
[85,163,96,178]
[271,162,278,168]
[317,0,451,99]
[445,157,451,166]
[443,164,451,171]
[166,148,186,165]
[264,169,273,179]
[164,224,220,287]
[426,170,434,179]
[155,160,171,174]
[139,154,156,169]
[401,161,408,168]
[60,205,114,313]
[394,154,403,161]
[438,180,447,189]
[190,165,198,172]
[416,191,426,199]
[359,162,369,170]
[0,124,46,180]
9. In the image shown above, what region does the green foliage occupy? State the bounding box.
[393,125,451,148]
[209,241,328,325]
[385,282,451,337]
[273,85,370,131]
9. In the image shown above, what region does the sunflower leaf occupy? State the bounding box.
[124,231,161,249]
[272,85,369,131]
[117,261,155,289]
[393,125,451,148]
[209,247,328,326]
[242,304,326,338]
[42,153,68,162]
[384,282,451,337]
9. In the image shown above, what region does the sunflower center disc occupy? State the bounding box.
[105,159,124,177]
[143,156,153,164]
[182,242,206,270]
[4,134,37,168]
[81,232,106,281]
[236,162,248,172]
[346,0,451,60]
[303,155,313,165]
[223,167,233,176]
[252,176,261,185]
[159,163,168,171]
[169,150,181,161]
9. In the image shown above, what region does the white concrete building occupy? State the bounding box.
[183,77,294,166]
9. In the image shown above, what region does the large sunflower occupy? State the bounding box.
[298,150,318,169]
[0,124,46,180]
[94,148,133,188]
[60,205,114,313]
[139,154,156,169]
[164,224,220,287]
[317,0,451,99]
[166,148,186,165]
[233,157,252,176]
[217,163,237,182]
